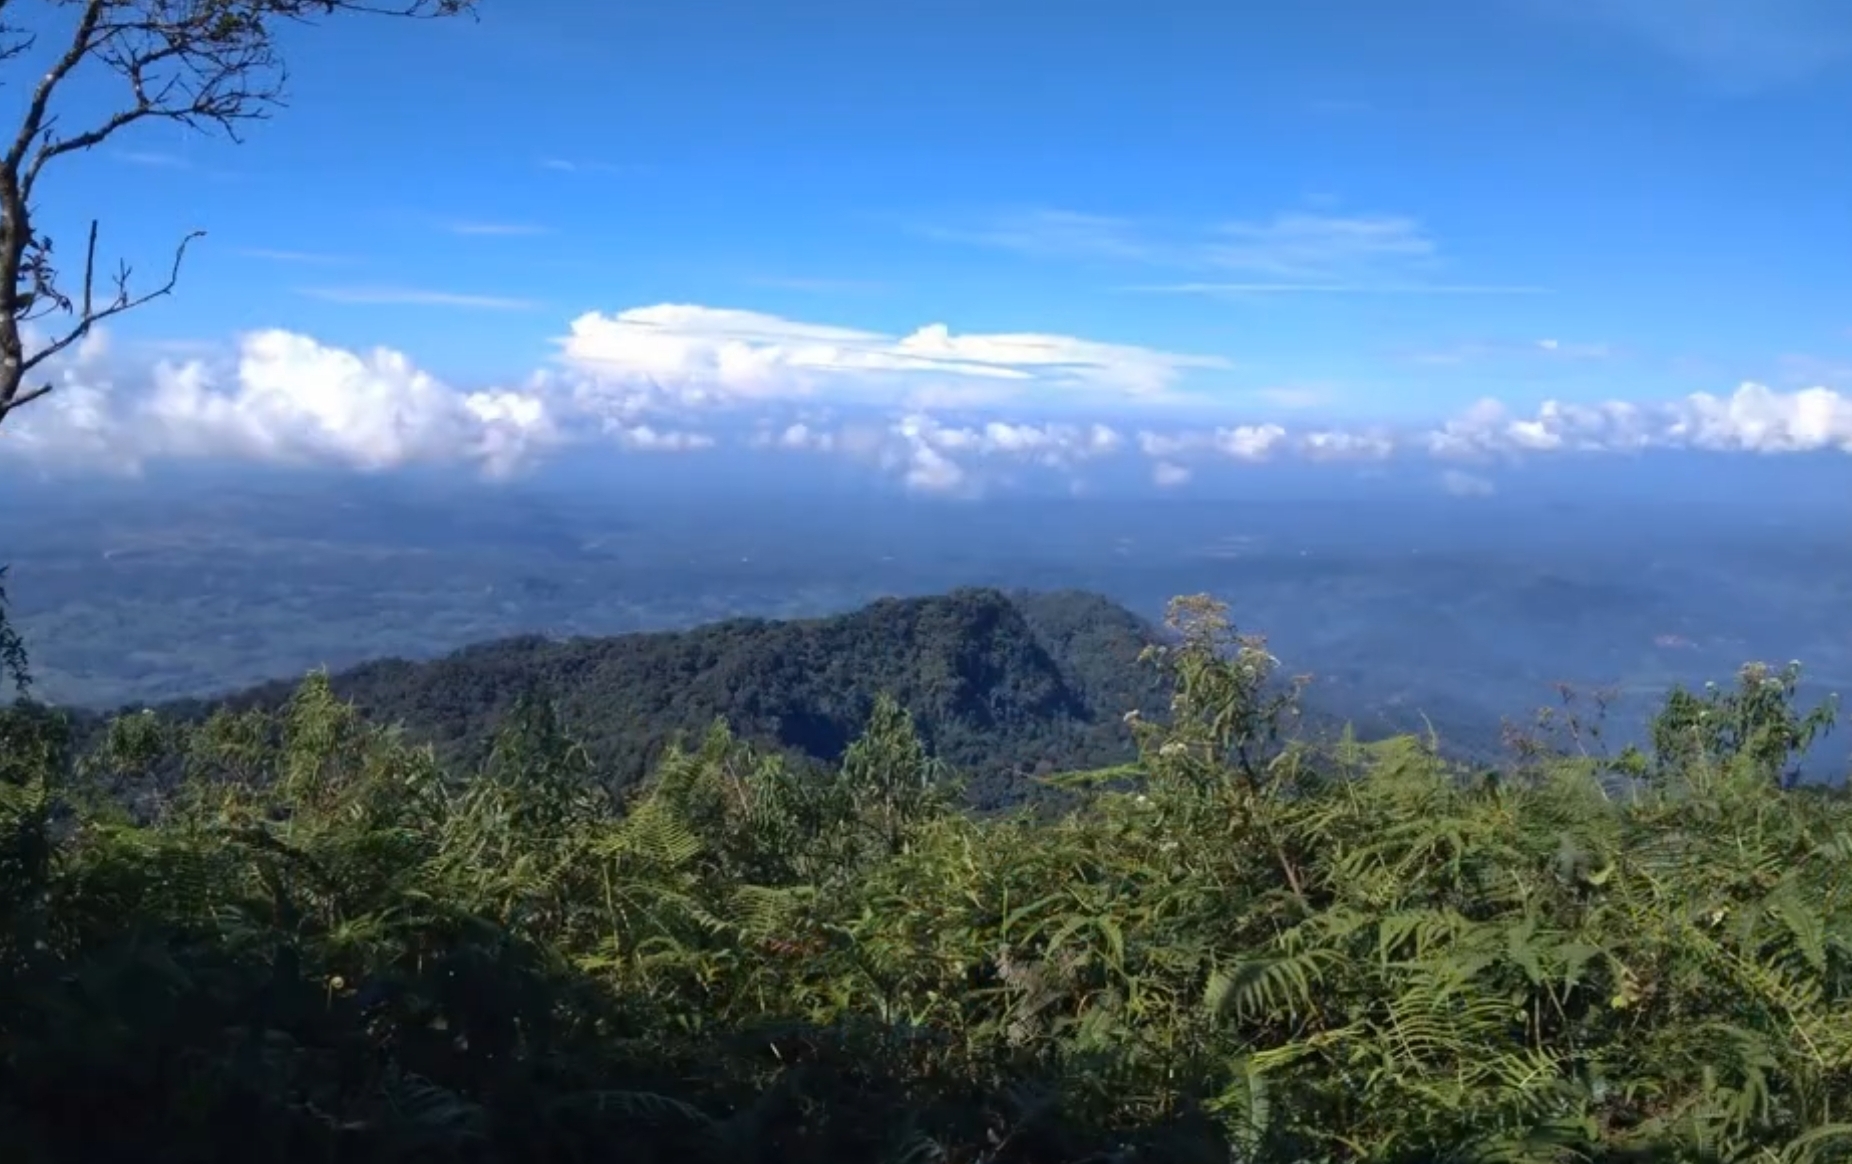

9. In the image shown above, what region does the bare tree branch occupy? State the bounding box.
[0,0,479,430]
[10,222,204,389]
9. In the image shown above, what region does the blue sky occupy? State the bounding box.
[10,0,1852,489]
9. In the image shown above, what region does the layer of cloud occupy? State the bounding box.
[1420,386,1852,460]
[6,306,1852,499]
[834,381,1852,494]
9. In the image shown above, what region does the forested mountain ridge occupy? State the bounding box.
[135,587,1173,808]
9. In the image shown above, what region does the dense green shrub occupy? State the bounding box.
[1,596,1849,1162]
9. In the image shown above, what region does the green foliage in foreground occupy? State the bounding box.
[3,596,1851,1163]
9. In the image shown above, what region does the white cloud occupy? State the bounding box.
[1216,424,1288,460]
[1421,384,1852,459]
[3,327,556,477]
[879,414,1129,493]
[1667,383,1852,452]
[8,304,1852,495]
[556,304,1228,411]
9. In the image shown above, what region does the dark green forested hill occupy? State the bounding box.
[143,587,1172,808]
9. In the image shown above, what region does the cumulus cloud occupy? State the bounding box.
[879,414,1128,494]
[555,304,1229,412]
[1423,384,1852,460]
[3,327,556,477]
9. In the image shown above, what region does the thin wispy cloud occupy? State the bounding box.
[538,157,648,175]
[1441,468,1497,497]
[116,149,190,169]
[928,207,1545,295]
[914,210,1156,263]
[298,286,541,311]
[1209,213,1435,282]
[1776,353,1852,386]
[114,148,245,181]
[1124,282,1550,296]
[1253,385,1335,411]
[1514,0,1852,90]
[445,221,553,237]
[746,276,892,295]
[237,248,357,266]
[1407,338,1614,365]
[1535,339,1615,359]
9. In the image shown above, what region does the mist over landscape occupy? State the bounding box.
[4,448,1849,773]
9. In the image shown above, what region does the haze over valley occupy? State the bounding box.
[6,453,1848,772]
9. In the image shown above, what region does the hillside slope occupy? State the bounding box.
[155,588,1171,808]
